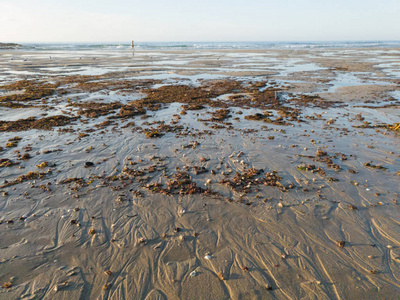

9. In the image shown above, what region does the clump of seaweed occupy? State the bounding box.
[165,172,207,195]
[0,158,20,168]
[391,123,400,131]
[181,104,205,111]
[0,80,59,107]
[363,162,387,170]
[73,102,123,118]
[220,168,289,193]
[0,171,47,188]
[244,113,271,121]
[0,115,78,132]
[144,131,164,138]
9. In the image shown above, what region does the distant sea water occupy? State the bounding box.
[18,41,400,51]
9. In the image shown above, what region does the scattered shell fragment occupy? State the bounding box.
[217,271,224,280]
[336,240,345,248]
[54,281,69,292]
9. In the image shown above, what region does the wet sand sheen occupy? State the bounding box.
[0,47,399,299]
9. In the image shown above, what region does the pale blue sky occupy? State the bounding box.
[1,0,399,42]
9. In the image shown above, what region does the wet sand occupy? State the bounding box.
[0,48,400,299]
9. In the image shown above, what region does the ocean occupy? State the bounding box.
[17,41,400,52]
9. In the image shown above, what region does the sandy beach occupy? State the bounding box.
[0,46,400,299]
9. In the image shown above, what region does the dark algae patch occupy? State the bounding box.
[0,115,78,132]
[0,80,59,108]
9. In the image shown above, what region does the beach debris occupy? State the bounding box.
[102,283,112,290]
[387,245,393,249]
[336,241,346,248]
[54,281,69,292]
[88,229,96,235]
[193,166,208,175]
[241,266,249,272]
[116,194,127,202]
[391,123,400,131]
[104,270,112,276]
[6,142,17,148]
[0,159,20,168]
[204,254,212,260]
[190,271,197,277]
[369,269,378,274]
[36,161,49,169]
[348,204,358,210]
[217,271,225,280]
[84,161,94,168]
[1,282,12,289]
[363,162,387,170]
[138,237,146,244]
[19,153,32,160]
[144,130,164,138]
[1,170,48,188]
[316,148,327,156]
[0,115,78,132]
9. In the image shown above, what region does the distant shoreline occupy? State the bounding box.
[0,42,22,49]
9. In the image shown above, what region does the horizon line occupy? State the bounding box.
[4,39,400,44]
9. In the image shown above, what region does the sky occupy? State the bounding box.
[1,0,399,43]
